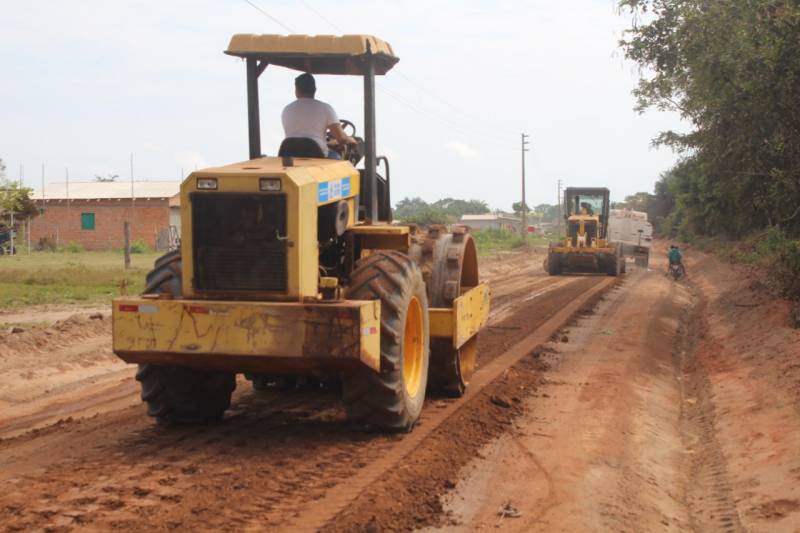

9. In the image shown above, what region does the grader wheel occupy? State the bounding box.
[546,252,562,276]
[343,250,430,431]
[413,225,480,396]
[135,250,236,425]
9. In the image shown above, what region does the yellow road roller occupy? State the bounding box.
[112,34,489,431]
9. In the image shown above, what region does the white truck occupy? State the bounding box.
[608,209,653,267]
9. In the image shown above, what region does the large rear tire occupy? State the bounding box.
[547,252,562,275]
[137,250,236,425]
[606,244,623,277]
[342,251,430,431]
[136,365,235,425]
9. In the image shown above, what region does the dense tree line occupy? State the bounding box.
[393,197,490,225]
[393,197,561,226]
[619,0,800,239]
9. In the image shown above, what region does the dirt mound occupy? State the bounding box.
[0,314,110,360]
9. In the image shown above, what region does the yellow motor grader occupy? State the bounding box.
[546,187,625,276]
[112,34,489,431]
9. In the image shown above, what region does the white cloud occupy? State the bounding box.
[445,141,478,160]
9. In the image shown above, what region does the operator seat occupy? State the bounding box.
[278,137,326,159]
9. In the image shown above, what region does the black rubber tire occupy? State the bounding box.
[136,249,236,425]
[153,248,181,270]
[136,365,235,425]
[547,252,562,275]
[607,256,620,276]
[145,249,183,294]
[342,251,430,431]
[606,245,622,277]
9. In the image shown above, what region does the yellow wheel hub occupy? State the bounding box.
[403,296,424,397]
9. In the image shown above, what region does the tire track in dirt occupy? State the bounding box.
[677,287,745,532]
[0,261,614,532]
[320,276,616,533]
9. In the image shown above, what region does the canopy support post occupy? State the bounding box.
[246,58,268,160]
[363,57,378,223]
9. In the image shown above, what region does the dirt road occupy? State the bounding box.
[0,247,609,531]
[432,245,800,532]
[2,245,798,532]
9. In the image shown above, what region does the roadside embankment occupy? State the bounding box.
[681,247,800,531]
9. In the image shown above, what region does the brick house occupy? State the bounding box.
[31,181,181,250]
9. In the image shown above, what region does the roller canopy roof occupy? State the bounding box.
[225,34,399,75]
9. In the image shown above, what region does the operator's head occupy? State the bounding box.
[295,73,316,98]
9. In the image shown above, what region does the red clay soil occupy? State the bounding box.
[0,251,610,532]
[322,277,609,533]
[0,314,109,360]
[428,244,800,532]
[679,248,800,531]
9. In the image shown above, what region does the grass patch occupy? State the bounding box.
[471,228,552,256]
[0,250,160,309]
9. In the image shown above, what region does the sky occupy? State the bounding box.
[1,0,684,211]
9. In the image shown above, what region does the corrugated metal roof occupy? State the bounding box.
[32,181,180,200]
[460,214,521,222]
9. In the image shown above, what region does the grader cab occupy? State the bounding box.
[112,34,489,431]
[546,187,624,276]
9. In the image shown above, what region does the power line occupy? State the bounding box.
[393,71,519,138]
[243,0,516,149]
[295,0,519,139]
[243,0,296,33]
[376,83,514,146]
[299,0,344,33]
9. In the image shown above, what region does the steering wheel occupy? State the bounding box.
[339,119,356,137]
[327,119,357,143]
[327,119,358,158]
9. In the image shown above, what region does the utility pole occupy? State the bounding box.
[130,153,135,241]
[521,133,530,237]
[557,179,563,237]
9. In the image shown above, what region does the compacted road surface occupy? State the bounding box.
[3,245,798,532]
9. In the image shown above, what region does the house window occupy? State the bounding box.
[81,212,95,230]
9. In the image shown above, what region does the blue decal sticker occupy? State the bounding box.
[318,182,329,203]
[319,177,352,203]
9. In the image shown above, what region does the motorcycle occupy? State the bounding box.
[669,262,685,280]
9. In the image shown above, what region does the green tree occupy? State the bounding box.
[393,196,490,225]
[511,201,530,216]
[534,203,560,223]
[431,198,489,217]
[0,176,37,219]
[620,0,800,237]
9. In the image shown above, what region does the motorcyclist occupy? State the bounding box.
[667,245,685,276]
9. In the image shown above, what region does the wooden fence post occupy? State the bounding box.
[124,222,131,269]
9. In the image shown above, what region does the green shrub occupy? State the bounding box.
[63,241,84,253]
[768,239,800,303]
[129,240,150,254]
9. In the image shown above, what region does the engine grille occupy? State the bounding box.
[569,221,598,247]
[192,193,288,292]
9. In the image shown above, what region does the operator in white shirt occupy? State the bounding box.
[281,73,355,159]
